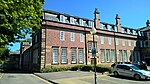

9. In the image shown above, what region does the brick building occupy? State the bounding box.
[22,8,150,71]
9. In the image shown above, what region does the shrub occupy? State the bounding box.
[80,65,93,71]
[96,64,113,74]
[40,66,70,73]
[69,64,85,71]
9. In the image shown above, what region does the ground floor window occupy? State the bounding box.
[124,50,128,62]
[79,49,84,63]
[111,49,115,62]
[106,49,110,62]
[101,49,105,62]
[119,50,123,62]
[61,48,67,63]
[71,48,77,63]
[52,48,59,64]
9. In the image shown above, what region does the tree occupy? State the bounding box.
[0,45,9,61]
[0,0,44,46]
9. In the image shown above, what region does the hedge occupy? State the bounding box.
[40,64,113,74]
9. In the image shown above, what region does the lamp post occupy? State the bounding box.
[90,27,97,84]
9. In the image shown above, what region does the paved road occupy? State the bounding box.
[35,71,150,84]
[0,73,51,84]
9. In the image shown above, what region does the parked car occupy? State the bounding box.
[113,64,150,80]
[111,62,131,68]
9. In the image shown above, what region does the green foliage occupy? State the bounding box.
[0,0,44,46]
[40,66,70,73]
[0,45,9,61]
[40,64,113,74]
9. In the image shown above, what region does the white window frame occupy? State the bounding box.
[79,49,84,63]
[111,50,115,62]
[116,38,118,45]
[122,39,125,46]
[119,50,123,62]
[71,48,76,63]
[61,48,67,63]
[60,15,64,22]
[101,36,104,44]
[101,49,105,62]
[52,48,59,64]
[134,41,136,47]
[80,33,84,42]
[60,31,65,41]
[108,37,111,45]
[70,32,75,41]
[79,19,83,26]
[128,40,131,46]
[106,49,110,62]
[70,17,75,24]
[124,50,127,62]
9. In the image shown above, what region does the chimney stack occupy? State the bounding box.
[146,20,150,27]
[94,8,100,28]
[115,14,121,32]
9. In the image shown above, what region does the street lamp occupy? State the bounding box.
[90,27,97,84]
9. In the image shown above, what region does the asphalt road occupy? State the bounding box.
[35,71,150,84]
[0,73,51,84]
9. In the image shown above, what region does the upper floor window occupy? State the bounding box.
[80,33,84,42]
[100,36,104,44]
[108,37,111,45]
[122,39,125,46]
[107,25,112,31]
[114,26,118,32]
[70,32,75,41]
[60,31,65,41]
[128,40,131,46]
[115,38,118,45]
[134,41,136,47]
[88,21,94,28]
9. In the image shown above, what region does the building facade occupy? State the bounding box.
[22,8,150,71]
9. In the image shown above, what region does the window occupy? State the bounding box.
[124,50,127,62]
[108,37,111,45]
[60,31,65,41]
[70,17,74,24]
[107,25,112,31]
[61,48,67,63]
[52,48,59,64]
[114,26,118,32]
[100,23,104,29]
[128,40,131,46]
[115,38,118,45]
[70,32,75,41]
[88,42,92,52]
[119,50,123,62]
[101,36,104,44]
[71,48,76,63]
[106,49,110,62]
[80,33,84,42]
[134,41,136,47]
[88,21,94,27]
[60,15,64,22]
[79,19,83,26]
[122,39,125,46]
[111,50,115,62]
[79,49,84,63]
[101,49,105,62]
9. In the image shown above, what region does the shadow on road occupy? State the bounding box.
[108,74,150,81]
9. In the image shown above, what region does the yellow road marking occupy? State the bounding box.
[32,74,52,84]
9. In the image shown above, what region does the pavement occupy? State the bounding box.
[0,72,4,79]
[34,71,107,84]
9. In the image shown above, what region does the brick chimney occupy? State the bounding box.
[115,14,121,32]
[94,8,100,28]
[146,20,150,27]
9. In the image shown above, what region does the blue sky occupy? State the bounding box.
[9,0,150,51]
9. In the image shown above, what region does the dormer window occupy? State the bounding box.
[107,25,112,31]
[60,15,64,22]
[64,16,69,23]
[138,31,141,36]
[114,26,118,32]
[83,20,88,26]
[88,21,94,28]
[70,17,75,24]
[79,19,83,26]
[127,29,130,34]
